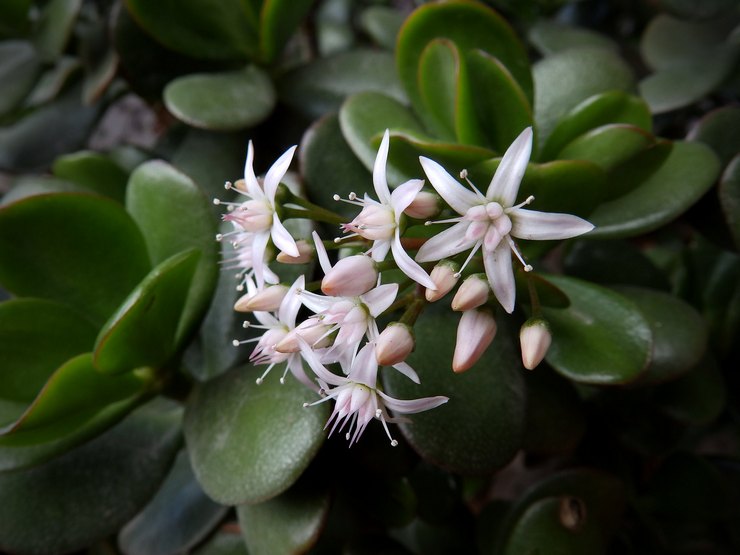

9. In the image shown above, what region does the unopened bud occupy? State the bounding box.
[451,273,489,311]
[234,284,289,312]
[275,319,333,353]
[276,240,312,264]
[452,309,496,373]
[425,261,460,302]
[404,191,440,220]
[321,255,378,296]
[376,323,415,366]
[519,318,551,370]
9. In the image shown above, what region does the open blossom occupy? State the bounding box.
[215,142,300,288]
[300,341,448,446]
[417,127,594,313]
[218,226,279,290]
[338,130,436,290]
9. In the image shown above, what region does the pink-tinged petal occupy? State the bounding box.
[487,127,532,206]
[264,145,297,201]
[390,179,425,218]
[419,157,479,214]
[243,141,262,198]
[452,309,497,372]
[370,239,391,262]
[484,241,515,313]
[253,310,280,328]
[392,230,436,289]
[271,212,299,257]
[251,231,270,288]
[298,339,346,386]
[297,290,338,313]
[311,230,332,275]
[377,391,449,414]
[373,130,392,204]
[287,355,319,392]
[415,222,476,263]
[361,283,398,317]
[279,275,305,327]
[510,209,594,240]
[264,265,279,285]
[347,343,379,388]
[391,361,420,384]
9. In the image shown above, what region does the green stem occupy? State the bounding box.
[399,297,426,327]
[281,190,346,225]
[527,273,542,317]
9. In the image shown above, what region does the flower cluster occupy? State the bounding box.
[218,127,593,446]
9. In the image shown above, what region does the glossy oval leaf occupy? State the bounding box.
[127,160,218,343]
[533,48,635,146]
[639,63,732,114]
[23,55,81,108]
[259,0,313,64]
[418,38,459,141]
[164,66,276,131]
[540,91,652,162]
[541,275,652,385]
[688,106,740,167]
[119,449,228,555]
[52,150,129,203]
[32,0,81,62]
[0,40,41,117]
[588,141,721,238]
[383,311,524,475]
[617,286,708,385]
[358,6,404,50]
[0,399,182,555]
[558,124,654,171]
[1,175,87,205]
[184,366,328,505]
[529,20,617,56]
[0,193,151,326]
[94,249,200,374]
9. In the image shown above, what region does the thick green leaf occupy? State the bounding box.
[0,298,97,403]
[278,49,406,119]
[639,64,731,114]
[384,311,524,475]
[540,91,652,162]
[259,0,313,63]
[123,0,257,61]
[533,48,635,146]
[0,41,41,117]
[339,91,426,185]
[1,175,87,205]
[358,6,404,50]
[617,287,708,385]
[32,0,81,62]
[654,355,726,425]
[237,480,329,555]
[0,399,182,555]
[418,39,459,141]
[529,21,617,56]
[557,124,654,171]
[396,0,533,113]
[541,275,652,385]
[23,55,81,108]
[164,66,276,131]
[184,366,328,504]
[52,150,129,203]
[94,250,200,374]
[127,160,218,343]
[588,141,721,238]
[119,449,228,555]
[689,106,740,167]
[0,193,151,325]
[719,155,740,249]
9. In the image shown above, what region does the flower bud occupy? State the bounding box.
[425,261,460,302]
[276,240,312,264]
[452,309,496,373]
[375,323,415,366]
[451,273,489,311]
[404,191,440,220]
[274,319,333,353]
[519,318,551,370]
[234,284,289,312]
[321,255,378,296]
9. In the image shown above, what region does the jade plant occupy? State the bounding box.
[0,0,739,554]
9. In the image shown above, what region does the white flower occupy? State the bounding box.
[217,226,279,291]
[215,142,300,287]
[300,341,448,446]
[416,127,594,313]
[337,130,436,290]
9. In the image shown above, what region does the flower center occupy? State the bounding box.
[234,199,274,232]
[463,202,512,250]
[344,204,395,241]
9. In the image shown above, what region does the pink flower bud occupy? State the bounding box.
[234,284,289,312]
[276,240,312,264]
[519,318,551,370]
[375,323,415,366]
[404,191,440,220]
[321,255,378,296]
[274,319,333,353]
[425,261,460,302]
[451,273,489,311]
[452,309,496,373]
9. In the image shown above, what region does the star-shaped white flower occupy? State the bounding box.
[218,142,299,288]
[416,127,594,313]
[338,130,436,290]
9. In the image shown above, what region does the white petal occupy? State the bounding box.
[484,241,516,313]
[253,310,280,327]
[298,291,338,315]
[361,283,398,317]
[264,145,297,201]
[487,127,532,206]
[370,239,392,262]
[419,157,479,215]
[263,265,279,285]
[251,231,270,288]
[271,213,299,257]
[347,343,379,389]
[378,391,449,414]
[390,179,424,217]
[312,230,333,275]
[243,141,262,198]
[278,275,305,328]
[510,209,595,240]
[287,355,319,392]
[392,230,436,289]
[415,222,476,263]
[298,339,346,386]
[373,130,392,204]
[391,361,420,384]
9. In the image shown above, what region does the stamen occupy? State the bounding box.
[425,216,464,226]
[506,236,533,272]
[507,195,536,212]
[255,363,276,385]
[459,171,485,199]
[456,241,482,277]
